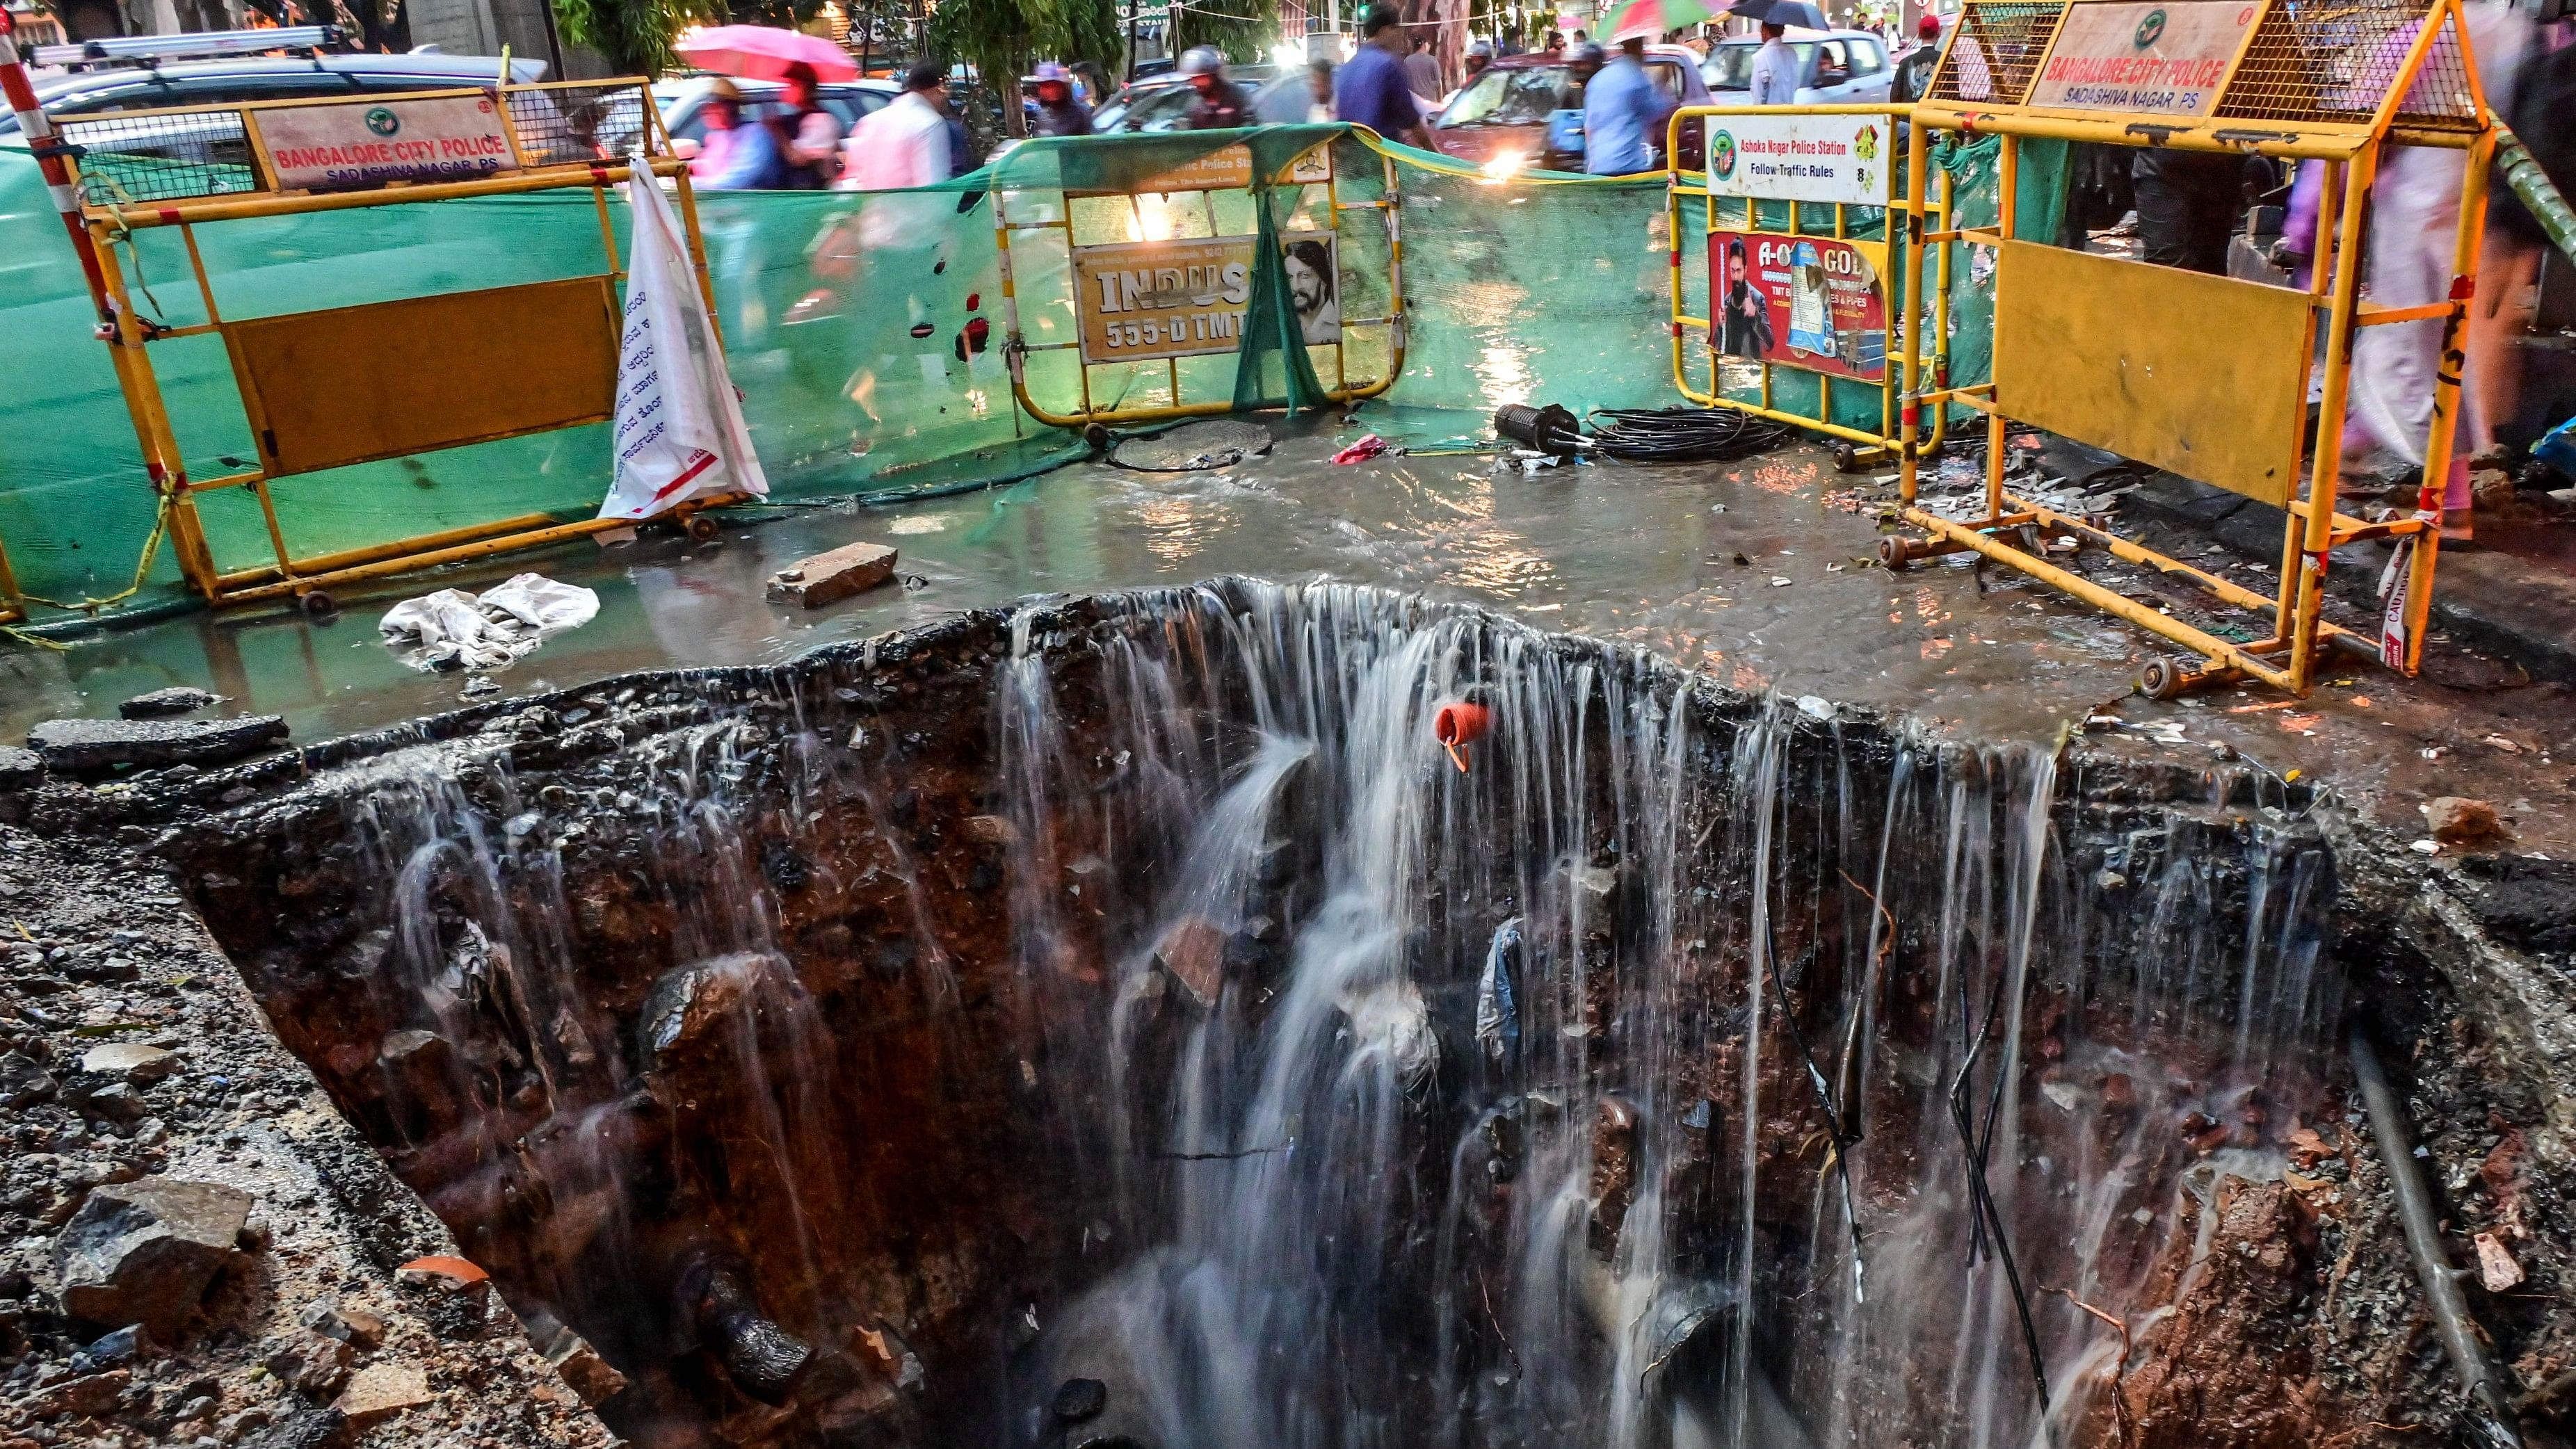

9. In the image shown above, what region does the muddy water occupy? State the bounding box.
[8,408,2570,855]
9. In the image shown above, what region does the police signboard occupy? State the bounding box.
[2026,1,2263,118]
[1072,141,1333,197]
[259,92,518,191]
[1704,113,1890,208]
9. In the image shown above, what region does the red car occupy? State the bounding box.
[1428,47,1713,173]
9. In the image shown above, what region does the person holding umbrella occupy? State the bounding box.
[1728,0,1824,104]
[672,27,864,188]
[771,61,845,188]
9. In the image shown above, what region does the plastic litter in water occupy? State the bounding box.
[379,573,600,673]
[1112,420,1275,473]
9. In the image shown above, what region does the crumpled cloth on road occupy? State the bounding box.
[378,573,600,672]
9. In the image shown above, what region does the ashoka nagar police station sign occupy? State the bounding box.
[2027,1,2262,118]
[260,92,517,192]
[1704,113,1889,208]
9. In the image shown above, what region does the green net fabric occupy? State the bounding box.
[0,123,2057,625]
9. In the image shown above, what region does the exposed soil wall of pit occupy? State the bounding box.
[28,577,2566,1449]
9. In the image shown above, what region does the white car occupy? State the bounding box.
[1701,28,1896,106]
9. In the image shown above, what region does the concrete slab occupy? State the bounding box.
[767,540,898,609]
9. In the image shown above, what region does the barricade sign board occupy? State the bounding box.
[1704,113,1892,207]
[1895,0,2495,697]
[1074,237,1255,360]
[2027,1,2263,118]
[1073,142,1333,197]
[1072,232,1337,363]
[991,126,1401,429]
[55,78,741,615]
[1709,232,1887,381]
[259,92,519,191]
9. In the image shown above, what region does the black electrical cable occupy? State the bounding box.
[1584,407,1794,463]
[1765,937,1869,1303]
[1947,958,2052,1428]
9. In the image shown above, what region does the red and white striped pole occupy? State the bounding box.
[0,9,114,323]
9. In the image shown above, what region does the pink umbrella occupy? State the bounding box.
[674,25,859,83]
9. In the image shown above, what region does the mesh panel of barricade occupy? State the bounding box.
[0,124,2049,622]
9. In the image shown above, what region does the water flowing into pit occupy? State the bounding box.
[177,578,2340,1449]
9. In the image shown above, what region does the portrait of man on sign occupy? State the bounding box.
[1285,238,1340,346]
[1718,237,1772,361]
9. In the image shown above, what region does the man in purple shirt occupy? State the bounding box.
[1335,5,1433,149]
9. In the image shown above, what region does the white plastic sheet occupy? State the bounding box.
[379,572,600,671]
[599,155,768,521]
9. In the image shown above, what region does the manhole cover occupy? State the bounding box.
[1111,420,1274,472]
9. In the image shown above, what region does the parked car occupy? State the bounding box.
[0,51,556,197]
[1087,65,1287,131]
[0,50,550,133]
[1427,47,1711,173]
[1700,29,1894,105]
[655,73,900,149]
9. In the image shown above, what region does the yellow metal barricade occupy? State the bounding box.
[1884,0,2493,697]
[992,134,1404,431]
[58,79,736,613]
[1666,104,1949,468]
[0,537,23,627]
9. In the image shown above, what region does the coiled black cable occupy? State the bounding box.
[1584,407,1794,463]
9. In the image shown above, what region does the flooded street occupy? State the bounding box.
[10,407,2570,857]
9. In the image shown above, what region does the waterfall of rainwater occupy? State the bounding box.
[198,579,2340,1449]
[323,713,873,1362]
[994,581,2340,1449]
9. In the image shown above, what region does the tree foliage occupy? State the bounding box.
[552,0,726,76]
[723,0,830,32]
[928,0,1123,97]
[1173,0,1282,62]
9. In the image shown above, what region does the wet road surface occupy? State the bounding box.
[6,406,2570,856]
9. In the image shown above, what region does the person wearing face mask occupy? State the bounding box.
[1029,60,1094,137]
[689,79,786,190]
[768,62,844,188]
[1179,47,1254,129]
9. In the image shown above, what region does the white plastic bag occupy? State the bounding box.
[599,154,767,521]
[379,572,600,672]
[478,572,601,633]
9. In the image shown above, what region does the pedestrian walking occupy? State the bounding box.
[1307,58,1338,120]
[1749,22,1798,105]
[841,60,953,191]
[1337,5,1436,148]
[1404,37,1446,107]
[2344,0,2533,542]
[1582,34,1678,175]
[1892,13,1941,102]
[689,79,787,189]
[2128,149,2241,273]
[770,61,845,188]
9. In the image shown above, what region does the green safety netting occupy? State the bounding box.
[0,123,2054,628]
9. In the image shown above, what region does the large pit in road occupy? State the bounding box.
[11,578,2575,1449]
